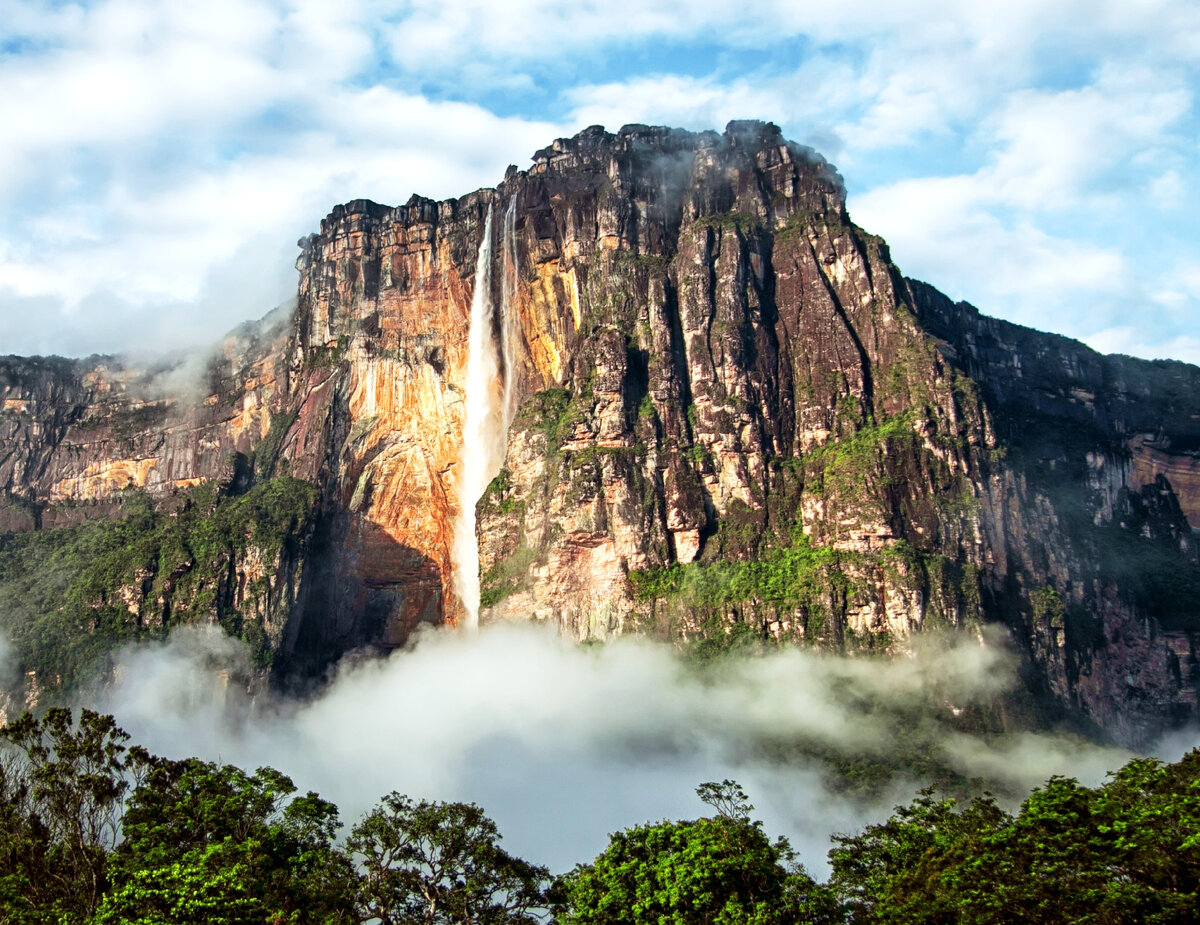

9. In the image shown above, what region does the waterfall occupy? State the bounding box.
[452,205,504,631]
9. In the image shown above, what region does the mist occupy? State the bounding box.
[0,632,15,690]
[93,623,1152,876]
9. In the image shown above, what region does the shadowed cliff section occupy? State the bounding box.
[0,121,1199,747]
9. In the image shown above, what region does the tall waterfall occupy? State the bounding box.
[452,205,505,631]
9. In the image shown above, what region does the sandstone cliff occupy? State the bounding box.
[1,121,1198,747]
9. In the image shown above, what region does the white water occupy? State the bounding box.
[452,205,506,630]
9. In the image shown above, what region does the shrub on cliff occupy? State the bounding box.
[0,475,317,694]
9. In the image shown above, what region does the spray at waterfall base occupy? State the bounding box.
[98,621,1153,876]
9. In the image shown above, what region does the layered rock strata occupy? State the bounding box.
[2,122,1199,746]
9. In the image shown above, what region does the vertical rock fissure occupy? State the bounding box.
[810,240,876,421]
[500,195,520,432]
[452,205,503,631]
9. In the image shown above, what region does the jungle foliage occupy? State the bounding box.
[0,708,547,924]
[628,527,843,610]
[2,709,1199,923]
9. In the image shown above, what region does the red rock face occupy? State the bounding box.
[1129,434,1200,528]
[3,122,1200,747]
[282,197,491,644]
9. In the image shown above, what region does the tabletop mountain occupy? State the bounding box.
[2,121,1198,748]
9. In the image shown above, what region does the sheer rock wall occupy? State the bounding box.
[3,122,1199,745]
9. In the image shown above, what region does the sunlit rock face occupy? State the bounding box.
[3,121,1200,746]
[284,196,490,654]
[0,320,286,508]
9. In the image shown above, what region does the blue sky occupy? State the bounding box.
[1,0,1197,362]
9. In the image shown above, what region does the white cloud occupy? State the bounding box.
[0,0,1197,359]
[847,59,1195,348]
[374,0,1199,78]
[0,99,556,355]
[1027,262,1200,362]
[565,74,800,136]
[0,4,283,171]
[1148,169,1186,210]
[982,67,1192,212]
[0,0,563,355]
[98,623,1140,874]
[1086,328,1200,366]
[851,175,1131,329]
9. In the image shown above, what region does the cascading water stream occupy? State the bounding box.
[452,205,504,631]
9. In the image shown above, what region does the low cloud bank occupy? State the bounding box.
[95,624,1151,874]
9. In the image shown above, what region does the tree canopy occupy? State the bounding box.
[347,792,549,924]
[828,754,1200,924]
[96,757,355,924]
[2,708,1199,924]
[557,780,836,925]
[0,709,544,924]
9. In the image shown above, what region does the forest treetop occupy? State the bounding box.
[2,708,1198,923]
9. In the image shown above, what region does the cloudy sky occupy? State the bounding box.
[2,0,1197,361]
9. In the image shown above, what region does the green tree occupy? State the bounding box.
[828,787,1010,923]
[1088,752,1200,919]
[97,757,354,924]
[957,763,1200,924]
[558,781,835,924]
[0,707,145,922]
[0,744,52,924]
[696,779,755,821]
[826,751,1200,924]
[90,843,273,925]
[346,793,549,924]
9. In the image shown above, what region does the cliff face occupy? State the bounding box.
[0,314,310,718]
[2,121,1198,747]
[475,124,984,642]
[911,285,1200,743]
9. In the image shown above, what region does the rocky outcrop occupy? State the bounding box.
[2,121,1199,747]
[475,122,983,643]
[0,314,311,710]
[279,196,490,661]
[0,310,288,505]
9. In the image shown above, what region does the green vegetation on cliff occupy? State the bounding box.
[619,397,996,662]
[254,411,298,479]
[479,542,537,609]
[627,523,853,656]
[629,528,844,611]
[0,476,316,691]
